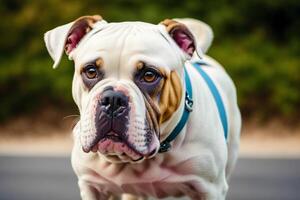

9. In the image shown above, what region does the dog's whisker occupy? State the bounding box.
[62,115,80,130]
[63,115,80,120]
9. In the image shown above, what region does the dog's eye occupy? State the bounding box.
[141,70,158,83]
[81,63,104,90]
[84,65,98,79]
[134,65,162,94]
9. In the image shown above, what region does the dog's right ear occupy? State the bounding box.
[44,15,104,68]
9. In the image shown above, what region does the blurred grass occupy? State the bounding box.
[0,0,299,123]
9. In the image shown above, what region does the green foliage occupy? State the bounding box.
[0,0,299,121]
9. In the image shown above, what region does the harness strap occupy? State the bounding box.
[192,62,228,140]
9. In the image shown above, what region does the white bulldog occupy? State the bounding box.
[44,15,241,200]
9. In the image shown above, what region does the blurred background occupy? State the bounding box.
[0,0,300,200]
[1,0,300,122]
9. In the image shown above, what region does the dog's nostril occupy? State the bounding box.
[100,90,129,115]
[101,97,110,106]
[116,98,123,107]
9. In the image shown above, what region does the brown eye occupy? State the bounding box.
[84,65,98,79]
[142,71,157,82]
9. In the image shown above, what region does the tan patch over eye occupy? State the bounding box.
[95,58,103,68]
[159,71,182,123]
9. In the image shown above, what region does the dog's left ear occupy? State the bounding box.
[160,19,202,59]
[44,15,105,68]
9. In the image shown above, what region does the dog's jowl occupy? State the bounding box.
[44,15,241,200]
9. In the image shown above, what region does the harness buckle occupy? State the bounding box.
[158,142,171,153]
[185,92,193,112]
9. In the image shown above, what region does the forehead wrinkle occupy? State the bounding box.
[120,27,179,70]
[113,24,169,77]
[78,24,136,77]
[76,22,183,77]
[114,26,134,79]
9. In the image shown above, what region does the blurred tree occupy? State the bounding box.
[0,0,299,122]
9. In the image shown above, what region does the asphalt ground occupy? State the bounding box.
[0,156,299,200]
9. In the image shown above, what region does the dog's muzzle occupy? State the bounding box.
[80,85,159,162]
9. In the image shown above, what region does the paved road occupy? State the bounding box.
[0,156,299,200]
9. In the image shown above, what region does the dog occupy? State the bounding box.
[44,15,241,200]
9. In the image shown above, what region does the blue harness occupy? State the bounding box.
[159,62,228,153]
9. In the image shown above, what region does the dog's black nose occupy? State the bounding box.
[100,87,129,117]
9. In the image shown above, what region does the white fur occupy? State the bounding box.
[44,18,241,200]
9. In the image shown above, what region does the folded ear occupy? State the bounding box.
[173,18,213,54]
[160,19,203,59]
[44,15,103,68]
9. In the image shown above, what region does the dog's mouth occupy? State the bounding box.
[104,132,123,142]
[85,129,157,163]
[89,133,157,162]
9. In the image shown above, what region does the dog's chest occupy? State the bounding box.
[86,156,204,198]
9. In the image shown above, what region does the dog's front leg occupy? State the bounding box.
[78,180,100,200]
[78,180,115,200]
[122,194,147,200]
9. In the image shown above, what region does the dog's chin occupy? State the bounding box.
[87,134,159,164]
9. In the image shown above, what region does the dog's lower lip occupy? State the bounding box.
[92,138,146,159]
[83,132,154,161]
[83,132,123,153]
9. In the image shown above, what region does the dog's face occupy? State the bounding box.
[45,16,200,163]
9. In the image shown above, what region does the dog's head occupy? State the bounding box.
[44,15,201,163]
